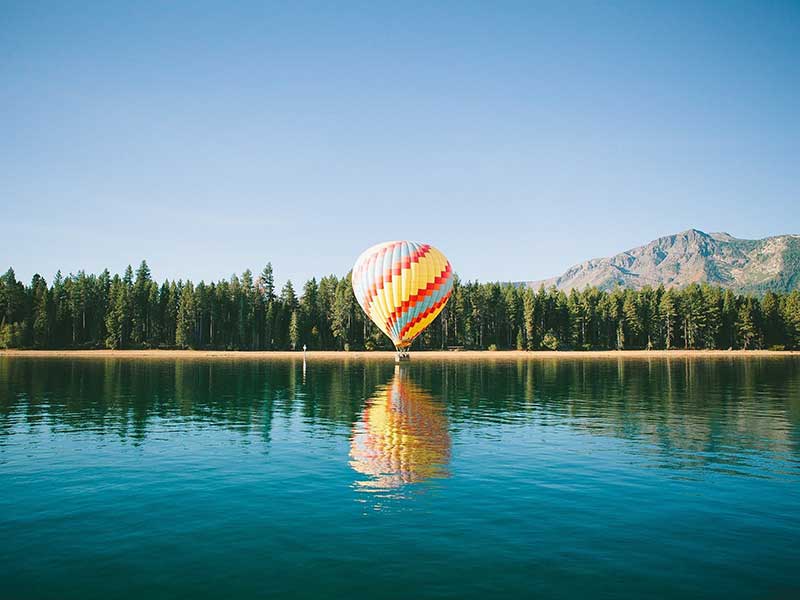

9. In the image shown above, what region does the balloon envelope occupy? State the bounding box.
[352,241,453,350]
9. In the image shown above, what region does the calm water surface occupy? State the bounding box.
[2,356,799,599]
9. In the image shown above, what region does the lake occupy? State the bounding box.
[1,355,799,599]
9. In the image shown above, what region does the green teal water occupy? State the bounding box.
[1,356,799,599]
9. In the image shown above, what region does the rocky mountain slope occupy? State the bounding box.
[523,229,800,294]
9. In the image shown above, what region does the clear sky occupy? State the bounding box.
[3,1,799,286]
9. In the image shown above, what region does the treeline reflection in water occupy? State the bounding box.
[1,356,799,485]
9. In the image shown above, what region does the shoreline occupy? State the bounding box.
[1,349,798,360]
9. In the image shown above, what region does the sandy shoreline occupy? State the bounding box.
[1,349,797,361]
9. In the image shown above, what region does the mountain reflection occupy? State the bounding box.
[350,366,450,492]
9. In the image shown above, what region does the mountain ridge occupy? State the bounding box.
[522,229,800,294]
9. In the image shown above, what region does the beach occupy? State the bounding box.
[2,349,797,360]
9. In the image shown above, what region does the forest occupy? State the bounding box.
[1,261,800,351]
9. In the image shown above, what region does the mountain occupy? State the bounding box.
[523,229,800,294]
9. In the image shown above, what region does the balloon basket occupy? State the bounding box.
[395,351,410,362]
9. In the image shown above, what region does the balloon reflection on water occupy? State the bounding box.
[350,366,451,492]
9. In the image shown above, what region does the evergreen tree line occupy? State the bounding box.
[1,261,800,351]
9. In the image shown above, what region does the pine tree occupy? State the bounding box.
[503,286,519,348]
[783,291,800,349]
[301,278,319,348]
[259,263,275,303]
[132,260,151,344]
[581,287,601,349]
[331,275,354,350]
[701,284,722,349]
[69,271,88,345]
[455,278,472,347]
[567,289,584,348]
[51,270,69,347]
[32,276,50,348]
[736,297,759,350]
[643,286,661,349]
[265,300,276,349]
[289,310,300,350]
[1,268,22,326]
[523,287,536,350]
[176,282,196,348]
[105,276,124,349]
[95,269,111,345]
[658,289,678,350]
[119,266,134,345]
[760,291,782,348]
[316,275,338,349]
[721,289,737,349]
[281,280,298,312]
[147,281,160,346]
[163,281,179,347]
[681,284,706,349]
[609,288,625,349]
[241,269,256,349]
[623,292,640,348]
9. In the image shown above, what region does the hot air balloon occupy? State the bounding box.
[351,241,453,358]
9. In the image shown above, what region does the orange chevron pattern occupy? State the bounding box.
[352,241,454,350]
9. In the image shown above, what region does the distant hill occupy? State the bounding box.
[522,229,800,294]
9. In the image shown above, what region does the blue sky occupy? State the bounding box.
[3,1,799,286]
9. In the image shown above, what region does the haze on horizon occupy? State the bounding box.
[2,1,799,286]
